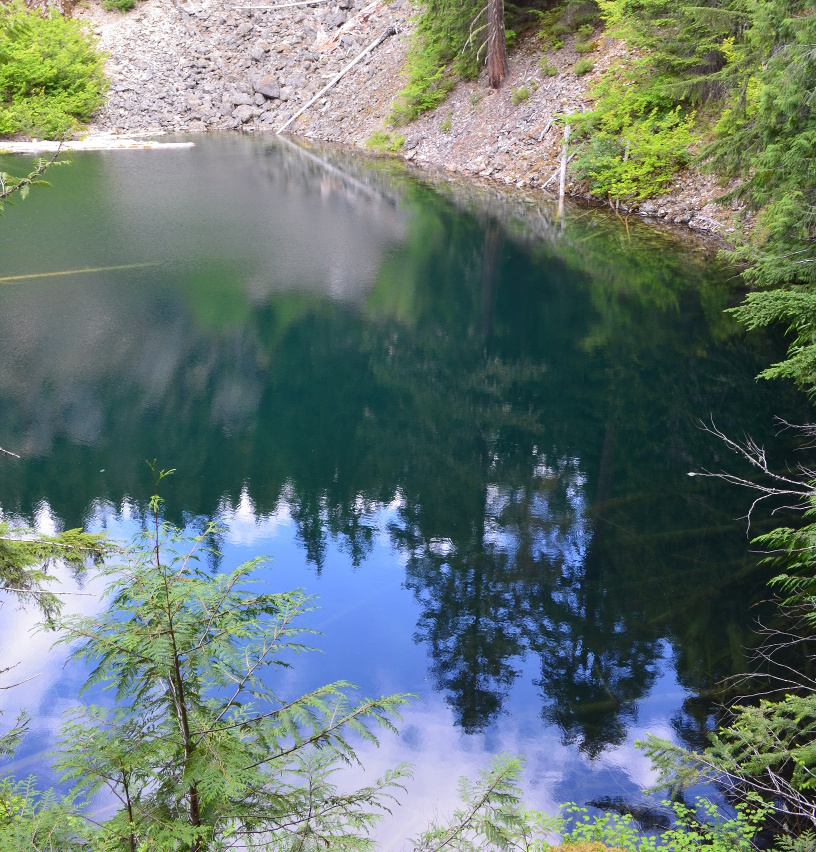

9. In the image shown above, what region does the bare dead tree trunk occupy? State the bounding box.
[486,0,508,88]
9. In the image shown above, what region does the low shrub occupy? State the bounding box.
[539,58,559,76]
[102,0,138,11]
[0,1,107,138]
[367,129,405,153]
[575,39,597,53]
[511,86,531,105]
[572,105,695,200]
[573,57,595,76]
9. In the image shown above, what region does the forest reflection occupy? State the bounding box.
[0,137,808,759]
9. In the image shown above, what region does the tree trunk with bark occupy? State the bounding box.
[487,0,508,88]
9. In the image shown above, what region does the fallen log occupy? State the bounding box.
[235,0,331,10]
[277,25,396,134]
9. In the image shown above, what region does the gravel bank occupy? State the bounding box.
[77,0,747,239]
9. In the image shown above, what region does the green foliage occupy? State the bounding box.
[440,116,452,131]
[367,129,406,153]
[0,712,29,760]
[409,754,771,852]
[709,0,816,299]
[411,755,536,851]
[390,0,557,123]
[0,151,69,211]
[512,85,531,105]
[637,480,816,830]
[729,291,816,393]
[48,468,412,851]
[707,0,816,404]
[0,520,108,622]
[569,0,816,378]
[102,0,138,11]
[0,450,109,761]
[388,0,481,125]
[537,2,600,51]
[641,688,816,826]
[0,778,86,852]
[573,57,595,75]
[0,1,107,138]
[563,797,770,852]
[567,0,747,202]
[538,57,558,76]
[573,104,695,199]
[574,38,597,53]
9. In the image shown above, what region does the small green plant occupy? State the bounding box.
[367,129,405,153]
[102,0,137,11]
[440,117,452,132]
[511,86,531,105]
[573,57,595,76]
[0,151,69,213]
[539,57,558,75]
[470,91,483,106]
[576,23,594,41]
[411,754,773,852]
[575,39,597,53]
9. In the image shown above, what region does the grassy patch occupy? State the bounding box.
[573,57,594,76]
[538,58,559,76]
[367,129,405,153]
[102,0,138,11]
[0,1,107,138]
[511,86,531,105]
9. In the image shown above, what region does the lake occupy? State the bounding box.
[0,135,805,844]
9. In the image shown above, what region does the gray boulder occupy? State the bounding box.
[232,104,254,122]
[254,75,281,98]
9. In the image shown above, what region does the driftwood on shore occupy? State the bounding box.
[0,138,195,154]
[234,0,332,10]
[277,25,396,134]
[557,122,571,218]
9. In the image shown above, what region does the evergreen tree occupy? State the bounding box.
[50,467,411,852]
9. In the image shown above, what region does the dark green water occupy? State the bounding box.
[0,135,806,838]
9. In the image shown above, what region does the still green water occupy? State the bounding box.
[0,135,806,837]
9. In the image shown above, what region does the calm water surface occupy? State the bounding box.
[0,136,805,843]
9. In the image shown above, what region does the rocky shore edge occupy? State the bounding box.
[68,0,748,241]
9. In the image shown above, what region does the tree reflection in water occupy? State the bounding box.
[0,137,809,760]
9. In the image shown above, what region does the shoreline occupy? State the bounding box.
[10,0,751,245]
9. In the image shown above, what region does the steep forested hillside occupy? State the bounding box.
[402,0,815,387]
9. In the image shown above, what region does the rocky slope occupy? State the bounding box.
[81,0,410,134]
[78,0,746,238]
